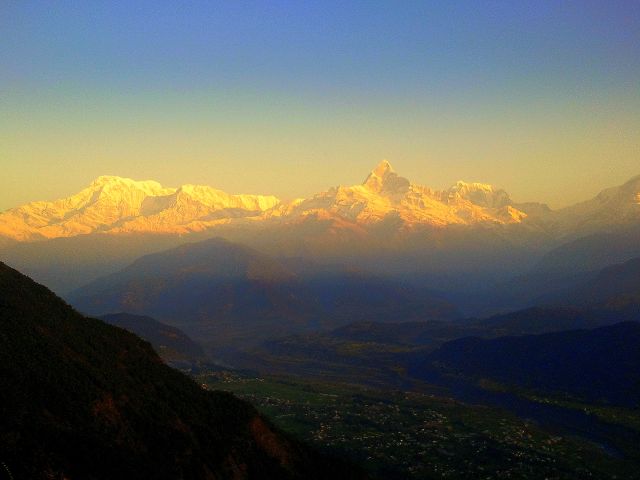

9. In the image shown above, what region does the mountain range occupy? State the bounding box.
[225,252,640,385]
[0,175,279,241]
[68,237,458,352]
[2,161,640,316]
[2,161,638,243]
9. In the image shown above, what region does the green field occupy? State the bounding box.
[194,369,638,479]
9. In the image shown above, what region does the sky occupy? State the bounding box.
[1,1,639,211]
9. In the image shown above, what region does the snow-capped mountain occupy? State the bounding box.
[549,174,640,235]
[266,160,541,228]
[0,175,279,241]
[0,161,638,243]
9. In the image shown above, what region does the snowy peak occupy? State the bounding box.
[362,160,410,195]
[2,166,640,243]
[0,176,280,241]
[83,176,175,212]
[287,161,527,227]
[552,173,640,234]
[176,184,279,211]
[448,181,512,208]
[93,174,162,187]
[89,175,173,197]
[0,165,529,243]
[371,159,394,177]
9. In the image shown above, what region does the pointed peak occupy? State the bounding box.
[371,159,394,177]
[362,160,409,195]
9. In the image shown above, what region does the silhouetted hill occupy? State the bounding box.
[0,232,187,294]
[99,312,206,363]
[330,308,630,346]
[68,237,458,350]
[0,262,365,479]
[471,306,632,336]
[534,227,640,277]
[559,257,640,310]
[419,322,640,406]
[455,227,640,315]
[231,306,635,391]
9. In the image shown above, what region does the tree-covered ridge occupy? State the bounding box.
[0,262,364,479]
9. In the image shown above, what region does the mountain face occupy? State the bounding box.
[99,313,206,363]
[277,160,537,227]
[555,257,640,309]
[67,237,458,351]
[550,175,640,236]
[3,161,638,246]
[0,175,279,241]
[0,262,364,480]
[2,161,639,308]
[0,161,553,244]
[503,254,640,315]
[532,226,640,276]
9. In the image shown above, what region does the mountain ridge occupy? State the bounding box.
[99,312,206,363]
[67,237,459,351]
[0,160,583,242]
[0,174,280,241]
[3,161,639,301]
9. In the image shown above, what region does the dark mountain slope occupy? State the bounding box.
[418,322,640,406]
[68,237,458,350]
[230,305,636,392]
[330,307,632,347]
[560,257,640,309]
[99,312,206,363]
[0,232,188,294]
[456,227,640,315]
[471,306,633,336]
[533,226,640,277]
[0,262,364,479]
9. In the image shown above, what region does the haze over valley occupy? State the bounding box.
[2,162,640,479]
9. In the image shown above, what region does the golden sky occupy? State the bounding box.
[2,2,639,211]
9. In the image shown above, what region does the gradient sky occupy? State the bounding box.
[1,1,639,211]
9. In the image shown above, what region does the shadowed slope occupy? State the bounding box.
[99,312,206,363]
[419,322,640,406]
[68,237,458,350]
[0,262,365,479]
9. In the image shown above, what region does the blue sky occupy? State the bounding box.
[1,1,639,209]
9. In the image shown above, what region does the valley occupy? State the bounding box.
[195,369,640,479]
